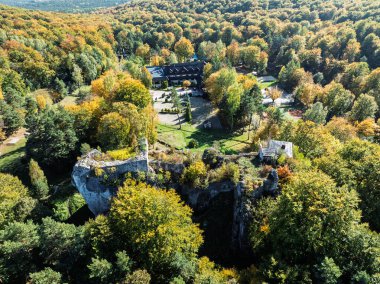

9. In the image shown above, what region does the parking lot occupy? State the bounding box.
[151,88,222,129]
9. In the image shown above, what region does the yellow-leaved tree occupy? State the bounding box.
[174,37,194,62]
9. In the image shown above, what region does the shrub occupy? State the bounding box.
[80,143,91,155]
[277,153,287,165]
[277,165,292,185]
[259,165,273,178]
[209,162,240,183]
[181,161,207,188]
[183,80,192,88]
[187,139,199,149]
[107,148,135,160]
[202,148,221,168]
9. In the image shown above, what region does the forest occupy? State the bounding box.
[0,0,380,283]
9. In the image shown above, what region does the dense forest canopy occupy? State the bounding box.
[0,0,380,283]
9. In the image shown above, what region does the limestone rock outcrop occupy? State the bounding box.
[72,141,149,215]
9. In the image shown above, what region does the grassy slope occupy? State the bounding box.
[157,123,251,153]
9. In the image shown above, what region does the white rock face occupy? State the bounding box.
[72,141,149,215]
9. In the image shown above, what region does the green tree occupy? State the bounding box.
[224,83,243,130]
[39,217,87,272]
[185,96,192,123]
[0,221,40,283]
[88,257,113,284]
[53,78,68,98]
[303,102,327,124]
[340,62,370,95]
[314,257,342,284]
[350,94,378,122]
[72,64,84,90]
[29,268,62,284]
[0,101,24,136]
[323,82,355,119]
[26,107,78,166]
[115,250,133,279]
[171,88,183,129]
[29,159,49,199]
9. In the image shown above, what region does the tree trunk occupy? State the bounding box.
[177,113,182,129]
[248,114,253,140]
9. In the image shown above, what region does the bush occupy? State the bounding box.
[202,148,221,168]
[209,162,240,183]
[187,139,199,149]
[107,148,135,160]
[80,143,91,155]
[181,161,207,188]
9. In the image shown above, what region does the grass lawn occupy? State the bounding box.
[0,138,28,182]
[258,80,277,90]
[157,123,251,153]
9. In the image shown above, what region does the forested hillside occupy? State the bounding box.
[0,1,380,283]
[0,0,129,12]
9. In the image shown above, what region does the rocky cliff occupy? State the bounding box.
[72,141,149,215]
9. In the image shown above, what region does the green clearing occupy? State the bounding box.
[0,138,27,181]
[157,123,251,153]
[258,80,277,90]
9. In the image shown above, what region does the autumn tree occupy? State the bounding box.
[115,78,151,109]
[136,44,151,63]
[267,87,282,104]
[174,38,194,62]
[326,117,357,142]
[88,180,203,281]
[226,41,240,66]
[141,67,152,89]
[250,171,380,282]
[182,80,191,89]
[295,82,322,108]
[205,68,237,104]
[0,173,33,228]
[97,112,130,150]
